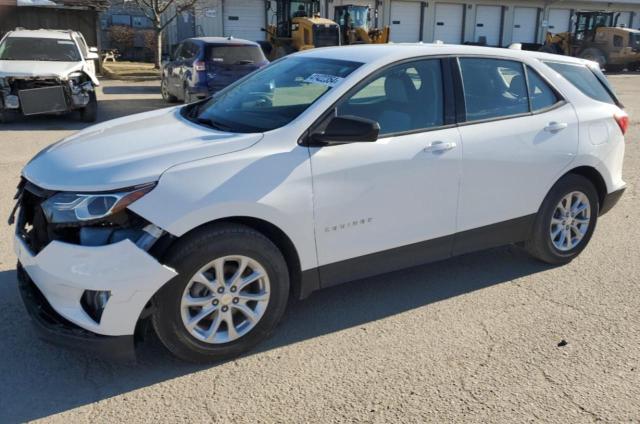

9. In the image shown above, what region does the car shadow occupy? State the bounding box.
[0,244,554,422]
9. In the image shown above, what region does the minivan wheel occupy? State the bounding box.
[152,223,290,363]
[525,174,599,265]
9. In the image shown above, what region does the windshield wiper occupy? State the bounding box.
[235,60,254,65]
[196,117,234,132]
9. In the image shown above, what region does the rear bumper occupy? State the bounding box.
[17,265,136,361]
[600,187,626,216]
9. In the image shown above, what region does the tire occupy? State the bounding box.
[525,174,599,265]
[605,64,624,73]
[79,92,98,123]
[0,110,19,123]
[161,77,178,103]
[152,223,290,363]
[579,48,606,69]
[183,85,193,104]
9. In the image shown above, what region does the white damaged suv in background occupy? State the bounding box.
[0,29,100,123]
[11,44,627,363]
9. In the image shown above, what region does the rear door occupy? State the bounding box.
[454,57,579,252]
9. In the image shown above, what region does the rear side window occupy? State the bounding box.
[459,58,530,121]
[543,61,617,105]
[205,45,266,65]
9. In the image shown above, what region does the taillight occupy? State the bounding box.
[614,111,629,135]
[194,60,206,72]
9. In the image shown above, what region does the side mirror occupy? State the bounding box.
[89,46,98,53]
[86,52,99,60]
[310,115,380,146]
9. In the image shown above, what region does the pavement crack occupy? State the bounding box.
[539,368,604,422]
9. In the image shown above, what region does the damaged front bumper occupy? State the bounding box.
[0,75,94,116]
[12,180,177,359]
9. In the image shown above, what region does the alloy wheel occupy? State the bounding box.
[180,255,270,344]
[549,191,591,252]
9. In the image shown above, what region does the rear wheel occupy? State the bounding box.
[161,77,178,103]
[152,223,290,363]
[525,174,599,264]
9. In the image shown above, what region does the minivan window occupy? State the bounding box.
[205,45,266,65]
[525,66,561,111]
[337,59,443,135]
[189,57,361,133]
[543,61,617,105]
[459,58,529,121]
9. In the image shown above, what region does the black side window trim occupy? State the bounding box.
[452,56,567,126]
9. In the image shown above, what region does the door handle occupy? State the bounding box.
[424,141,457,152]
[544,121,568,133]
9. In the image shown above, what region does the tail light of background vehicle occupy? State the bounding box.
[614,111,629,135]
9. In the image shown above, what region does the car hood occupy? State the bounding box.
[0,60,99,85]
[22,107,264,192]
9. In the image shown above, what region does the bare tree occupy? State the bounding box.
[130,0,199,68]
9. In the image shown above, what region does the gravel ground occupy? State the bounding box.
[0,77,638,423]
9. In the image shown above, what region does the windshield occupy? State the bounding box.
[205,45,266,65]
[187,57,362,133]
[0,37,81,62]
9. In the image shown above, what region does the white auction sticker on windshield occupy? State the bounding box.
[304,73,344,87]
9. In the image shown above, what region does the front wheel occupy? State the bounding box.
[152,223,290,363]
[525,174,599,264]
[79,92,98,122]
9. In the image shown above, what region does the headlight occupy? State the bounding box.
[41,183,155,224]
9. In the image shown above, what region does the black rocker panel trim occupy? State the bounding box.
[298,214,536,295]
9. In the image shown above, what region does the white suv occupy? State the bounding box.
[0,29,100,122]
[13,44,627,362]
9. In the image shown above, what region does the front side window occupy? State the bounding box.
[189,57,361,132]
[0,37,81,62]
[459,58,529,121]
[543,61,617,105]
[337,59,443,135]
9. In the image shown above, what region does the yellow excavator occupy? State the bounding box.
[334,4,390,44]
[540,11,640,71]
[262,0,341,60]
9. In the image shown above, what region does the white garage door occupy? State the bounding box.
[223,0,266,41]
[434,3,464,44]
[617,12,632,28]
[474,5,502,46]
[547,9,571,34]
[390,1,422,42]
[512,7,538,43]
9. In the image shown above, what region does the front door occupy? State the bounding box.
[309,58,462,286]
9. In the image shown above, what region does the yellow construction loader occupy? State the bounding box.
[541,11,640,71]
[262,0,341,60]
[334,4,390,44]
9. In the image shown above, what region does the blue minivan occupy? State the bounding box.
[161,37,269,103]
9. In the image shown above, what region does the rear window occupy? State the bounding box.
[543,61,618,105]
[205,45,265,65]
